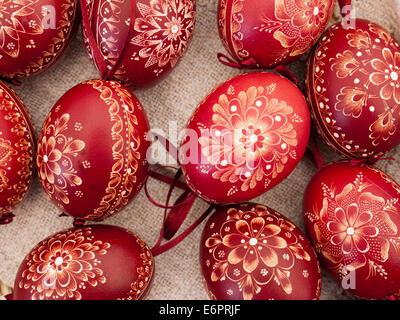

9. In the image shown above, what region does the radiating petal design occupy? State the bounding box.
[130,0,195,68]
[199,85,300,193]
[204,206,312,299]
[17,228,110,300]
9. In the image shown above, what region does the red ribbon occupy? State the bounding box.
[103,0,136,80]
[80,0,135,80]
[274,65,299,86]
[338,0,352,9]
[0,213,15,225]
[73,219,87,227]
[145,135,203,240]
[0,77,21,86]
[338,0,352,18]
[145,167,195,210]
[387,294,400,300]
[217,54,299,87]
[306,135,396,169]
[80,0,109,78]
[217,52,259,70]
[5,293,13,300]
[151,204,215,257]
[163,188,197,240]
[348,157,396,167]
[150,170,187,190]
[306,135,326,169]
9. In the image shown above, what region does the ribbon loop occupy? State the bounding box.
[80,0,136,81]
[73,219,86,227]
[80,0,109,78]
[151,205,215,257]
[305,135,326,170]
[150,170,187,190]
[0,77,22,86]
[145,167,195,209]
[348,157,395,167]
[163,189,197,240]
[0,213,15,225]
[274,65,299,86]
[217,53,259,70]
[338,0,352,18]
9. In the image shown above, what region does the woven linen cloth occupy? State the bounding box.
[1,0,400,300]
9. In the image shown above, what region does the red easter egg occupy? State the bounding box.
[306,19,400,159]
[200,203,322,300]
[82,0,196,89]
[217,0,335,68]
[0,82,35,219]
[36,80,150,221]
[303,161,400,299]
[179,72,310,204]
[13,225,154,300]
[0,0,79,79]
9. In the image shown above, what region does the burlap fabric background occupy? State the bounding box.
[1,0,400,300]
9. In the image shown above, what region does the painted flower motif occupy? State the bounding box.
[223,218,287,273]
[0,138,16,190]
[369,110,397,146]
[37,136,62,184]
[131,0,195,68]
[0,0,44,57]
[199,86,299,192]
[313,174,398,272]
[331,50,361,78]
[346,29,372,49]
[260,0,333,57]
[309,21,400,158]
[335,87,368,118]
[370,48,400,104]
[19,228,110,300]
[290,0,330,38]
[205,206,311,300]
[327,204,379,255]
[369,24,394,45]
[37,113,85,205]
[0,138,15,167]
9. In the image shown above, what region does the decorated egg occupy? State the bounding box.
[82,0,196,89]
[13,225,154,300]
[306,19,400,159]
[0,0,79,79]
[200,203,321,300]
[217,0,335,68]
[36,80,150,221]
[303,161,400,299]
[0,82,35,220]
[179,72,310,204]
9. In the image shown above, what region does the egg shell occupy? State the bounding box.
[13,225,154,300]
[0,0,79,79]
[306,19,400,159]
[217,0,335,68]
[0,82,35,218]
[36,80,150,221]
[200,203,322,300]
[82,0,196,89]
[179,72,311,204]
[303,161,400,299]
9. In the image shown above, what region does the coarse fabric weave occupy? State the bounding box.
[1,0,400,300]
